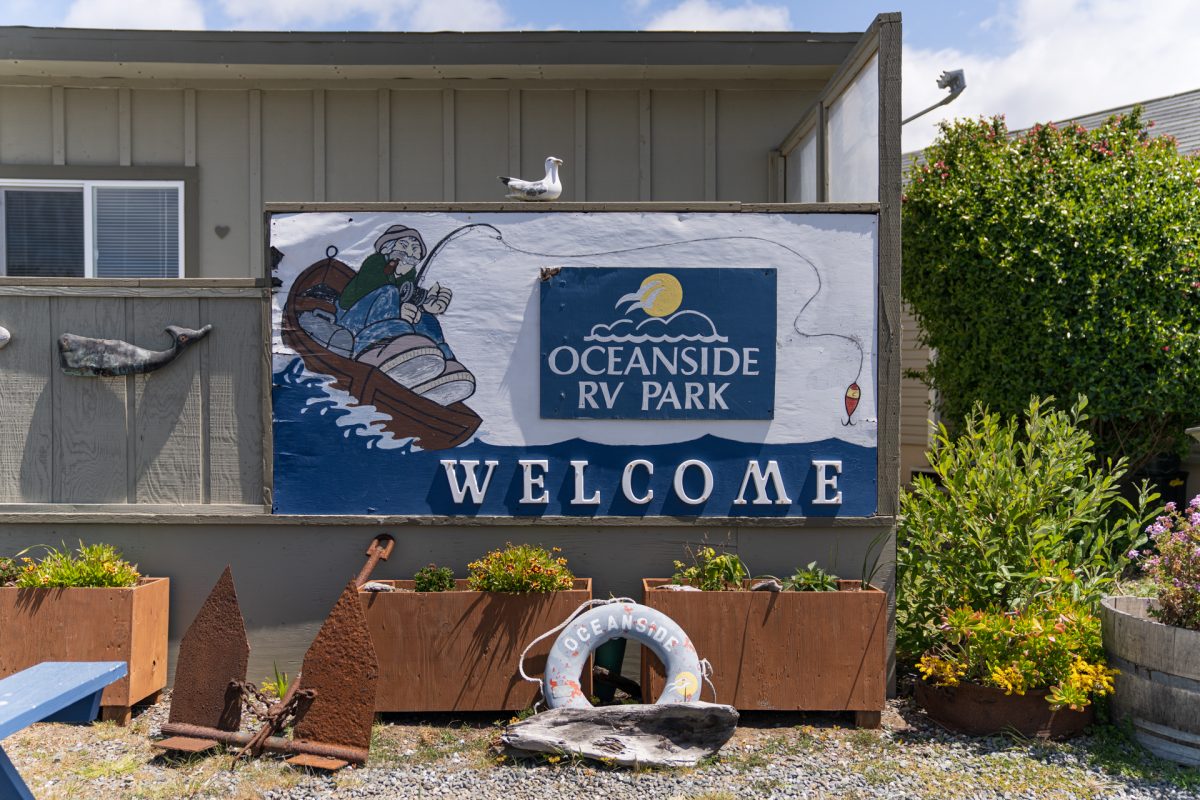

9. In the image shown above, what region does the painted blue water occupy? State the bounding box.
[272,358,877,517]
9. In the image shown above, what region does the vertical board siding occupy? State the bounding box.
[390,90,444,201]
[196,91,250,278]
[0,297,53,501]
[454,90,507,201]
[0,87,53,164]
[716,91,810,202]
[206,297,263,504]
[52,297,128,502]
[325,90,379,202]
[650,90,705,200]
[132,298,203,504]
[65,88,119,165]
[519,90,574,196]
[262,91,315,203]
[131,89,185,166]
[585,90,640,202]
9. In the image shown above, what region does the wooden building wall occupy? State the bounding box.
[0,83,817,279]
[0,284,265,507]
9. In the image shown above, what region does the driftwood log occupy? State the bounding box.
[501,702,738,768]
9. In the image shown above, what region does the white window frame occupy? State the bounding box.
[0,178,185,278]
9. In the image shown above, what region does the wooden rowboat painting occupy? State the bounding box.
[281,257,482,451]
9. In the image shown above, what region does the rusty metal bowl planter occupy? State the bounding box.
[359,578,592,712]
[1101,596,1200,765]
[640,579,886,725]
[915,679,1093,739]
[0,577,169,724]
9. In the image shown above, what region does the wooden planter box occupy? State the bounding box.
[916,679,1092,739]
[360,578,592,712]
[0,577,169,724]
[641,579,885,724]
[1102,596,1200,765]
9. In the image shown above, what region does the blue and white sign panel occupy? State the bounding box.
[540,267,777,420]
[270,211,879,518]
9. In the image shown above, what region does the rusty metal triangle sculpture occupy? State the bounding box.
[157,538,389,769]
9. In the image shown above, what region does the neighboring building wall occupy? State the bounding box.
[0,83,817,279]
[899,304,932,481]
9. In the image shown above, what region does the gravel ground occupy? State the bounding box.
[5,691,1200,800]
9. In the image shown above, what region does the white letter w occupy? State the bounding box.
[440,459,500,503]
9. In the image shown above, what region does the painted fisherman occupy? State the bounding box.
[336,225,475,406]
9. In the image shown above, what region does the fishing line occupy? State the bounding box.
[465,226,866,386]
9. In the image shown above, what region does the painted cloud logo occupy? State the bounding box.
[584,272,728,344]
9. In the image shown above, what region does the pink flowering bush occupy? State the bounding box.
[1130,496,1200,630]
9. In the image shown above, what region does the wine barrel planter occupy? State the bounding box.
[915,679,1092,739]
[641,579,886,725]
[359,578,592,712]
[0,577,170,724]
[1101,596,1200,766]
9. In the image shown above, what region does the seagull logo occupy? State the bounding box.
[585,273,727,344]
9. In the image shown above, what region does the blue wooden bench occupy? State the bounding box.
[0,662,127,800]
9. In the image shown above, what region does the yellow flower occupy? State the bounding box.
[918,655,964,687]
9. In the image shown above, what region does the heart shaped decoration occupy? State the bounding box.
[215,225,230,239]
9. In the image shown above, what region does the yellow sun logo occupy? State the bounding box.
[618,273,684,317]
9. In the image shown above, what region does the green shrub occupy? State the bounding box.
[14,543,141,588]
[918,599,1116,710]
[466,544,574,593]
[783,562,839,592]
[897,396,1156,659]
[413,563,455,593]
[671,545,748,591]
[902,109,1200,470]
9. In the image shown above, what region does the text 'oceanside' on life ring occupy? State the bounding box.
[542,601,704,710]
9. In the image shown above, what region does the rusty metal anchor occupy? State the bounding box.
[354,534,395,587]
[156,536,388,770]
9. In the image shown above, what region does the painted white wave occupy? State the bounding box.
[584,309,728,344]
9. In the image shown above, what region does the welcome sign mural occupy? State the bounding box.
[270,210,878,517]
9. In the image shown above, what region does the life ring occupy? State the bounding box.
[542,601,705,710]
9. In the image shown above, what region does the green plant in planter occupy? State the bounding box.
[467,543,574,593]
[413,563,455,592]
[783,562,839,592]
[0,557,20,587]
[917,600,1117,711]
[14,542,141,589]
[897,396,1158,660]
[671,545,748,590]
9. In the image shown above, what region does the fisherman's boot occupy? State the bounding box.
[414,361,476,406]
[357,334,446,389]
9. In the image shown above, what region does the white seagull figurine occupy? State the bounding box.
[499,156,563,201]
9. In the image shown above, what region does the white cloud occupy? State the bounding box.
[646,0,790,31]
[903,0,1200,152]
[408,0,507,30]
[220,0,507,31]
[64,0,205,29]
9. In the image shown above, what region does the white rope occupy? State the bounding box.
[699,658,717,703]
[517,596,638,687]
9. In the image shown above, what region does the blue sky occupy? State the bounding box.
[3,0,1198,151]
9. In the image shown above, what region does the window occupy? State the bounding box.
[0,179,184,278]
